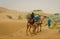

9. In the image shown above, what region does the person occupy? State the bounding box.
[30,12,35,19]
[29,12,35,25]
[27,12,34,20]
[47,17,51,28]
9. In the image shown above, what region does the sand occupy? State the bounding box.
[0,19,60,39]
[0,7,60,39]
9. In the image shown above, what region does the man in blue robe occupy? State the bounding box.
[47,17,51,28]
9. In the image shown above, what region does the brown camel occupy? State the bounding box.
[26,15,47,35]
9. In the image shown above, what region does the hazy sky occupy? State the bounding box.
[0,0,60,13]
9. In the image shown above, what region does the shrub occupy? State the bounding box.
[59,29,60,32]
[50,13,60,23]
[50,26,56,29]
[7,15,12,19]
[18,16,22,19]
[56,26,60,29]
[54,13,60,15]
[56,25,60,32]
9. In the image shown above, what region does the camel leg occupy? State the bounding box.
[29,25,32,34]
[36,24,40,33]
[33,24,37,34]
[40,24,42,32]
[26,23,30,35]
[40,26,41,32]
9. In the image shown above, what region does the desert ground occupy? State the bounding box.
[0,7,60,39]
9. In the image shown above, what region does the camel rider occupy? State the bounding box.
[30,12,35,24]
[30,12,40,23]
[31,12,35,19]
[30,12,40,22]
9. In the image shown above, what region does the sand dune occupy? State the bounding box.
[0,7,60,39]
[0,20,60,39]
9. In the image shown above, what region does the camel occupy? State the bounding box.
[26,15,47,35]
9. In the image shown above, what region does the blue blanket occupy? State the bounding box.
[34,15,40,21]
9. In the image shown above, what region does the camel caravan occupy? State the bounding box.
[26,10,52,35]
